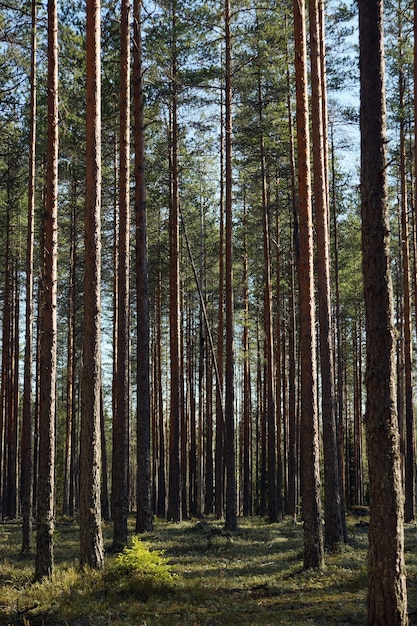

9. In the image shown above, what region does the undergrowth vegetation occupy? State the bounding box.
[1,514,417,625]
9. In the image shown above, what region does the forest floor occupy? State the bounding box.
[1,511,417,625]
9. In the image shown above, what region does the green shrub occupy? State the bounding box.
[105,536,176,598]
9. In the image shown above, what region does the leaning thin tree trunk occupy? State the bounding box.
[80,0,104,570]
[21,0,37,553]
[293,0,324,570]
[35,0,58,580]
[358,0,408,623]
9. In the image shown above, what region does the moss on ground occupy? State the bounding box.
[0,514,416,625]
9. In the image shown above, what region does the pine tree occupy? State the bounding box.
[359,0,408,622]
[293,0,324,570]
[35,0,58,580]
[80,0,104,570]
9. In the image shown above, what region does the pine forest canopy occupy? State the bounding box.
[0,0,414,620]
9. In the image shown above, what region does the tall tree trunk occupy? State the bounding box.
[275,182,283,521]
[256,64,277,524]
[285,29,298,520]
[35,0,58,579]
[224,0,237,532]
[293,0,324,569]
[112,0,131,549]
[188,311,198,518]
[242,202,252,517]
[167,0,181,521]
[156,268,166,517]
[215,130,225,519]
[353,319,364,505]
[309,0,344,550]
[205,346,214,514]
[359,0,408,622]
[2,180,13,520]
[397,14,415,522]
[63,193,75,518]
[180,297,187,520]
[100,386,111,522]
[9,265,19,520]
[21,0,37,552]
[80,0,104,570]
[413,2,417,489]
[330,123,348,541]
[134,0,153,534]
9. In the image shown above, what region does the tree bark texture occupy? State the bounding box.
[309,0,344,550]
[359,0,408,623]
[80,0,104,570]
[134,0,153,534]
[224,0,237,532]
[21,0,37,553]
[167,2,181,521]
[293,0,324,570]
[35,0,58,580]
[112,0,131,549]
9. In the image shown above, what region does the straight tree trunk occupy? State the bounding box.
[100,386,111,522]
[2,183,13,520]
[413,3,417,496]
[180,297,187,520]
[215,142,225,519]
[21,0,37,552]
[293,0,324,569]
[80,0,104,570]
[257,66,277,524]
[285,32,298,520]
[156,268,166,517]
[397,18,415,522]
[275,183,283,521]
[353,320,364,505]
[63,184,78,518]
[167,1,181,521]
[330,123,348,541]
[358,0,408,622]
[188,320,198,518]
[35,0,58,579]
[112,0,131,549]
[9,266,19,520]
[205,347,214,514]
[224,0,237,532]
[134,0,153,534]
[242,202,252,517]
[309,0,344,550]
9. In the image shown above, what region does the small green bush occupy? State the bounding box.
[104,536,176,598]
